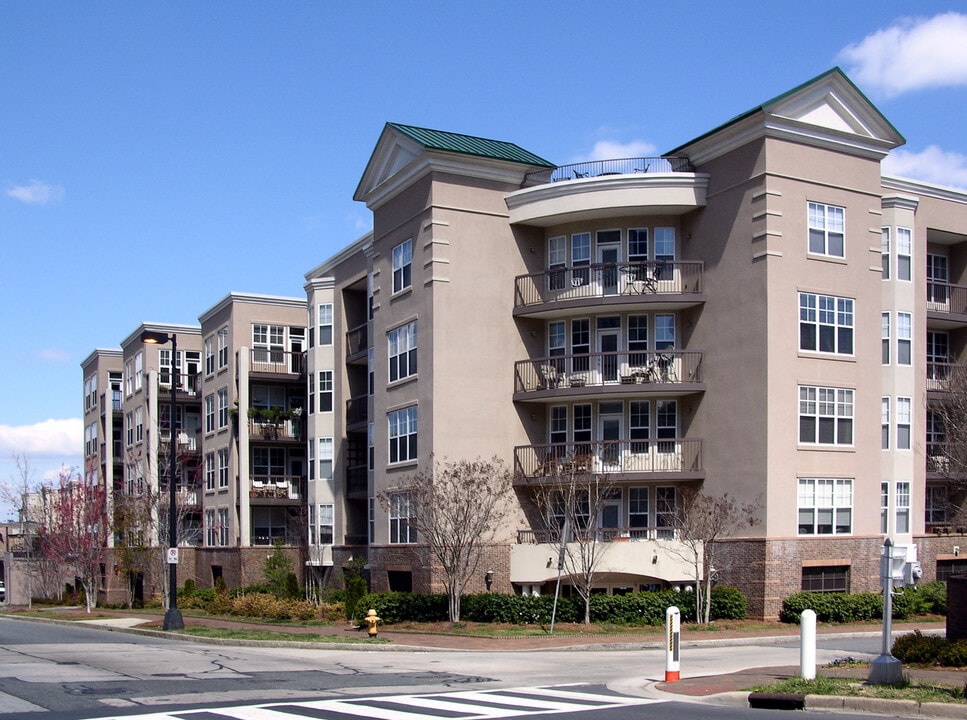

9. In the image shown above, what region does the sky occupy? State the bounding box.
[3,1,967,519]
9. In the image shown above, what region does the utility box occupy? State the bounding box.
[881,543,921,588]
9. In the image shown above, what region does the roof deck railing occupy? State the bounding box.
[524,157,695,185]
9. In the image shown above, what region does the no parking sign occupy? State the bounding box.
[166,548,179,564]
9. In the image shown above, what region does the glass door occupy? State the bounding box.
[598,244,620,296]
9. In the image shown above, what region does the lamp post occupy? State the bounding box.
[141,330,184,631]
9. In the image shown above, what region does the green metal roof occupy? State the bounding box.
[387,122,554,168]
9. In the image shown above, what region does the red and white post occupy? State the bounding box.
[665,605,681,682]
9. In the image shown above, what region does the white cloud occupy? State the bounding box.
[36,348,71,362]
[6,179,65,205]
[0,418,83,457]
[882,145,967,189]
[571,139,658,163]
[839,13,967,97]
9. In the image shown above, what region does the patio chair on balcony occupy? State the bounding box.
[539,364,560,390]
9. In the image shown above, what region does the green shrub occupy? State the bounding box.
[783,582,947,625]
[182,578,196,598]
[283,573,300,600]
[344,571,368,622]
[710,586,748,620]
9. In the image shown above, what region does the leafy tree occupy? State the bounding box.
[343,557,368,622]
[264,540,294,597]
[381,456,513,622]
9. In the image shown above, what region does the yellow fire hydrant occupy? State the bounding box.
[363,608,380,638]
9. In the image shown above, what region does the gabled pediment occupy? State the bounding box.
[671,68,905,165]
[353,125,425,206]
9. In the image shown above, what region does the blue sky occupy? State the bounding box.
[3,1,967,519]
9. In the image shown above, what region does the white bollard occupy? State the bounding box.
[665,606,681,682]
[800,609,816,680]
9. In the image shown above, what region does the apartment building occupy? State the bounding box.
[305,68,967,617]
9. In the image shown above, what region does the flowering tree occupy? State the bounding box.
[39,468,108,613]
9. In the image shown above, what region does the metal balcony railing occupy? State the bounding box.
[346,323,368,358]
[517,526,678,544]
[250,349,306,375]
[523,157,695,185]
[927,281,967,316]
[346,465,368,495]
[248,417,303,440]
[346,396,368,425]
[250,474,303,500]
[515,350,702,393]
[514,439,702,479]
[514,260,703,309]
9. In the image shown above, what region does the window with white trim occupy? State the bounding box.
[318,304,333,346]
[389,491,417,543]
[799,292,853,355]
[307,372,314,415]
[218,507,229,546]
[656,314,675,350]
[205,394,215,434]
[308,504,316,544]
[897,397,911,450]
[125,411,133,446]
[134,351,143,391]
[628,228,648,268]
[392,239,412,293]
[318,371,333,412]
[882,312,890,365]
[656,486,676,538]
[388,406,417,464]
[927,254,949,306]
[217,327,229,368]
[388,321,417,382]
[252,324,284,364]
[628,487,649,531]
[308,440,315,481]
[135,406,143,443]
[571,319,590,371]
[881,482,889,534]
[318,437,333,480]
[550,406,567,447]
[882,397,890,450]
[319,503,334,544]
[630,401,650,454]
[571,232,591,285]
[84,374,97,411]
[897,227,912,281]
[547,236,567,291]
[926,485,947,525]
[896,481,911,533]
[897,312,912,365]
[205,336,215,375]
[881,227,890,279]
[125,359,133,396]
[218,448,229,488]
[808,202,845,257]
[206,509,216,546]
[799,386,853,445]
[798,478,852,535]
[217,388,229,429]
[654,227,675,261]
[205,452,216,491]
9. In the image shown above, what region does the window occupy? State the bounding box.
[308,504,316,544]
[253,447,284,483]
[897,227,912,281]
[252,324,284,363]
[125,359,133,396]
[205,394,215,434]
[125,411,133,446]
[923,485,947,525]
[927,332,950,382]
[938,560,967,581]
[571,232,591,285]
[389,491,417,543]
[307,373,314,415]
[84,374,97,411]
[318,437,333,480]
[802,566,849,593]
[217,327,229,368]
[881,227,890,279]
[217,388,229,429]
[319,503,334,544]
[549,405,567,447]
[799,386,853,445]
[628,316,648,365]
[798,478,852,535]
[927,411,945,469]
[571,319,590,371]
[897,397,911,450]
[629,487,649,531]
[656,487,676,539]
[205,337,215,375]
[808,202,845,257]
[218,449,229,488]
[206,509,216,546]
[388,321,417,382]
[135,406,143,443]
[897,312,912,365]
[927,254,949,306]
[896,481,911,533]
[392,239,412,293]
[318,371,333,412]
[547,236,567,291]
[656,400,677,453]
[218,508,229,546]
[654,228,675,261]
[573,403,592,453]
[134,351,143,391]
[882,313,890,365]
[388,406,417,464]
[548,321,566,372]
[628,228,648,271]
[655,314,675,350]
[799,293,853,354]
[308,441,315,481]
[881,482,889,534]
[882,397,890,450]
[368,347,374,395]
[318,304,333,346]
[629,401,650,454]
[205,452,215,491]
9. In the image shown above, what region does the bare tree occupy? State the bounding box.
[38,467,108,613]
[381,456,513,622]
[925,362,967,530]
[532,463,619,625]
[666,488,760,624]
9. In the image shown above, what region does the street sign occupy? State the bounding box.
[167,547,179,564]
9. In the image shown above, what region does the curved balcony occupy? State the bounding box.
[509,157,707,227]
[514,439,703,483]
[514,261,703,318]
[514,350,703,401]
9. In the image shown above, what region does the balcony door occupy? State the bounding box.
[597,403,622,471]
[597,242,620,296]
[597,317,621,383]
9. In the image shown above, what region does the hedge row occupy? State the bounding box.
[893,630,967,666]
[352,586,747,626]
[780,581,946,623]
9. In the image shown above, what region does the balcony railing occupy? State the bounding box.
[158,372,200,396]
[248,417,303,440]
[523,157,695,185]
[346,396,368,426]
[251,534,302,546]
[250,349,306,375]
[516,350,702,393]
[346,323,368,359]
[928,282,967,316]
[250,474,303,500]
[515,439,702,479]
[347,464,368,495]
[515,261,703,309]
[517,526,677,544]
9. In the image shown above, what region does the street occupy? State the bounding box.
[0,615,893,720]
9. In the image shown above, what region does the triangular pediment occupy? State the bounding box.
[353,125,425,205]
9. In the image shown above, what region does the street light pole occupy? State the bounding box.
[141,330,184,631]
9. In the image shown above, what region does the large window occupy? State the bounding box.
[218,508,229,546]
[318,304,333,346]
[927,254,949,306]
[253,447,284,482]
[217,327,229,368]
[134,351,143,391]
[205,394,215,434]
[392,239,412,293]
[629,487,649,531]
[388,406,417,464]
[550,406,567,446]
[629,401,650,453]
[217,388,229,429]
[548,321,566,371]
[897,227,912,281]
[798,478,852,535]
[628,228,648,268]
[205,452,216,491]
[808,202,845,257]
[253,324,284,363]
[389,491,417,543]
[218,448,229,488]
[571,232,591,285]
[896,481,911,533]
[654,228,675,261]
[799,292,853,355]
[318,371,333,412]
[206,509,216,546]
[926,485,947,526]
[897,397,911,450]
[655,314,675,350]
[897,312,912,365]
[655,486,676,539]
[318,503,334,544]
[205,337,215,375]
[389,321,417,382]
[318,437,333,480]
[571,319,590,371]
[799,386,853,445]
[547,236,567,291]
[802,566,849,593]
